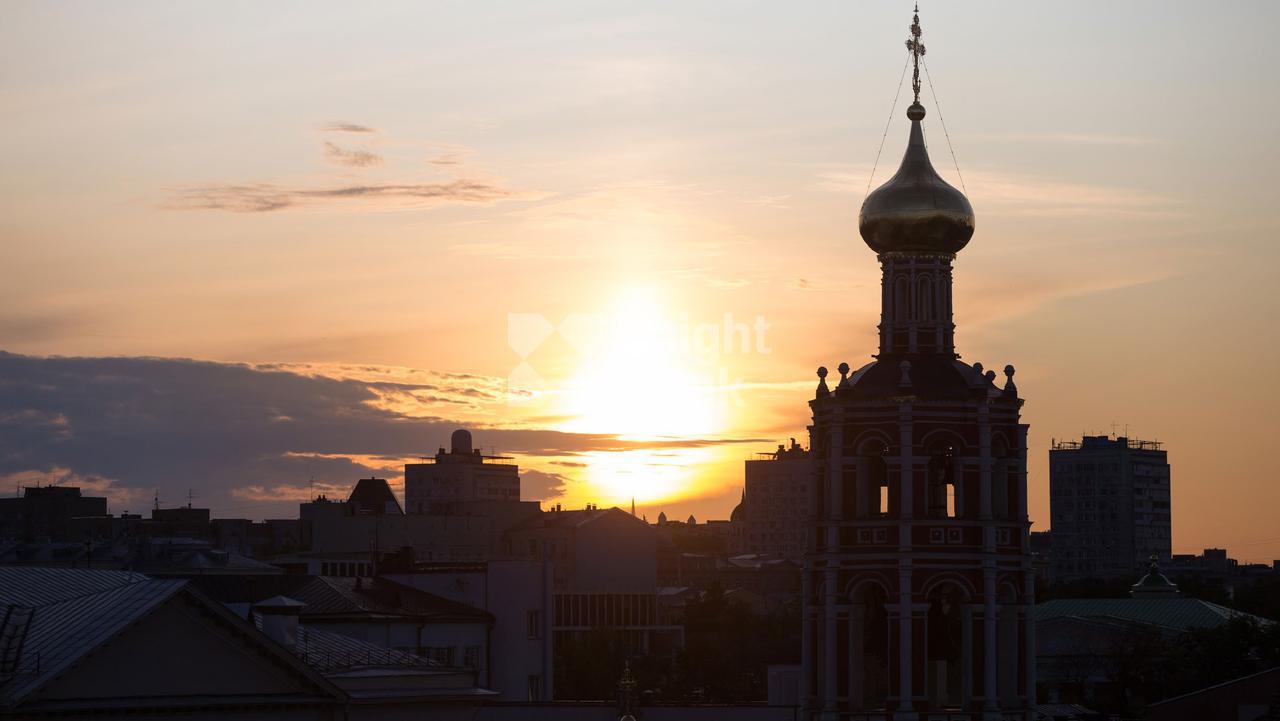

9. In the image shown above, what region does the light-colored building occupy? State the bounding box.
[405,429,521,513]
[1049,435,1172,580]
[387,560,555,703]
[730,439,811,561]
[507,506,683,694]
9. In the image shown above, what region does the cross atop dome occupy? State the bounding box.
[906,4,926,106]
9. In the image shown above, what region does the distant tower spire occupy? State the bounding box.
[906,4,926,105]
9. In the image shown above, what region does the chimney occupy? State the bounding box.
[251,595,306,648]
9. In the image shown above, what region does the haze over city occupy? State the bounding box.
[3,0,1279,560]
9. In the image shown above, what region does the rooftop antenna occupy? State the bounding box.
[186,489,194,508]
[153,491,160,511]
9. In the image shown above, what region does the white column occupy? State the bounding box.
[824,569,839,715]
[829,414,844,543]
[849,603,866,709]
[1018,424,1030,521]
[898,403,914,525]
[961,603,974,707]
[978,404,992,523]
[983,567,997,714]
[897,567,913,713]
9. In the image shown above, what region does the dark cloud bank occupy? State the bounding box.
[0,352,757,519]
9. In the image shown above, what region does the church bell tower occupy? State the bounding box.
[801,7,1035,720]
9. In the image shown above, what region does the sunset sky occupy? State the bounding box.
[3,2,1279,560]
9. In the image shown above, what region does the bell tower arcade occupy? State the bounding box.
[800,8,1035,721]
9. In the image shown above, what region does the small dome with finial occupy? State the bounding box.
[1130,555,1181,598]
[859,7,974,255]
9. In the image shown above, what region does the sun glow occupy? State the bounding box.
[558,286,723,439]
[555,286,728,505]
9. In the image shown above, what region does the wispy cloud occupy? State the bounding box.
[971,131,1163,146]
[323,142,382,168]
[165,179,536,213]
[232,481,353,503]
[322,121,377,134]
[429,152,466,166]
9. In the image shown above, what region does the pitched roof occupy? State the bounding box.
[131,547,282,575]
[347,478,403,515]
[186,574,491,623]
[249,614,435,672]
[1147,664,1280,709]
[0,567,339,709]
[0,567,154,607]
[1036,597,1272,632]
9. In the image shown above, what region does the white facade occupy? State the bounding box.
[387,560,554,702]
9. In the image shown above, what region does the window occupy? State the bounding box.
[879,485,889,515]
[527,609,543,639]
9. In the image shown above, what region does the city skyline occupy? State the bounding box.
[4,1,1280,561]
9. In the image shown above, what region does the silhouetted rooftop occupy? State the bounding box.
[186,574,491,623]
[1035,597,1270,632]
[346,478,403,516]
[0,567,331,709]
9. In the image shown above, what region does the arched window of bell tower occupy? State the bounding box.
[848,580,891,709]
[893,275,910,323]
[925,582,968,710]
[855,439,892,519]
[992,436,1011,520]
[927,445,958,519]
[917,276,933,322]
[996,582,1021,705]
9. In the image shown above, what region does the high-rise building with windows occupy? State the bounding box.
[1049,435,1171,580]
[730,439,812,561]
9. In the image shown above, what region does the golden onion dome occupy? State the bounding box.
[858,101,975,255]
